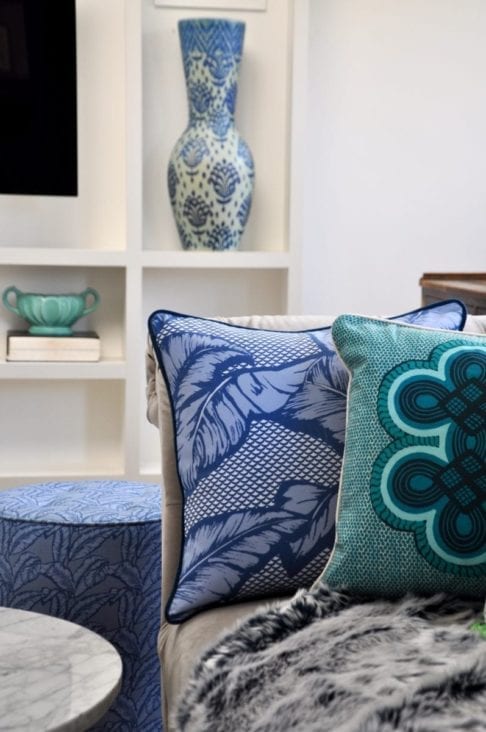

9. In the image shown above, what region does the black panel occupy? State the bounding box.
[0,0,77,196]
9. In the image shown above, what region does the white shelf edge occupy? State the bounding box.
[141,250,291,269]
[0,359,127,380]
[0,469,127,490]
[139,462,162,479]
[0,248,128,267]
[154,0,267,10]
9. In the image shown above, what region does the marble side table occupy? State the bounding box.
[0,606,122,731]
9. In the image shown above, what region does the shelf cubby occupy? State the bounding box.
[0,380,125,486]
[0,0,296,488]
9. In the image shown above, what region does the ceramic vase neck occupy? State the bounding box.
[179,19,245,134]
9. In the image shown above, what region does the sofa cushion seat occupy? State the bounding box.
[159,596,288,728]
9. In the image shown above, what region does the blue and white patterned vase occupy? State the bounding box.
[168,18,254,251]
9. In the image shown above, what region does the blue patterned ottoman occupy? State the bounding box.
[0,480,162,731]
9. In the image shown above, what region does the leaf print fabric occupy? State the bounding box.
[148,302,466,623]
[0,480,162,731]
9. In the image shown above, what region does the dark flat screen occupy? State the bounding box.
[0,0,77,196]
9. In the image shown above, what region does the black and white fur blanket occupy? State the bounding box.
[176,584,486,732]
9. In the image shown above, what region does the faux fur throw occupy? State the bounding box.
[176,584,486,732]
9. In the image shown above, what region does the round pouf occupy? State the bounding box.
[0,480,162,731]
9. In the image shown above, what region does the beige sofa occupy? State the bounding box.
[146,311,486,732]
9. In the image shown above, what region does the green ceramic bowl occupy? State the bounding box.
[2,286,100,335]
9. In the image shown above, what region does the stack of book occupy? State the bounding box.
[6,331,101,362]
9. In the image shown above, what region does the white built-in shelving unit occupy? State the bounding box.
[0,0,302,488]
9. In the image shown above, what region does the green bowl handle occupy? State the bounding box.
[81,288,100,317]
[2,286,21,316]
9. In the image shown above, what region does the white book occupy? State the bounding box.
[6,331,101,362]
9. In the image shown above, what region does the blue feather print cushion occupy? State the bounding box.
[148,301,466,622]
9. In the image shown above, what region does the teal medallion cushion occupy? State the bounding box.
[149,302,466,622]
[320,314,485,598]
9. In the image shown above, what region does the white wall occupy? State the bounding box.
[300,0,486,315]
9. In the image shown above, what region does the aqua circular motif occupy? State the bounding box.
[371,341,486,576]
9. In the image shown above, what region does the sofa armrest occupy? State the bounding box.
[146,336,159,428]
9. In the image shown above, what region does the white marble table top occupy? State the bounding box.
[0,607,122,731]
